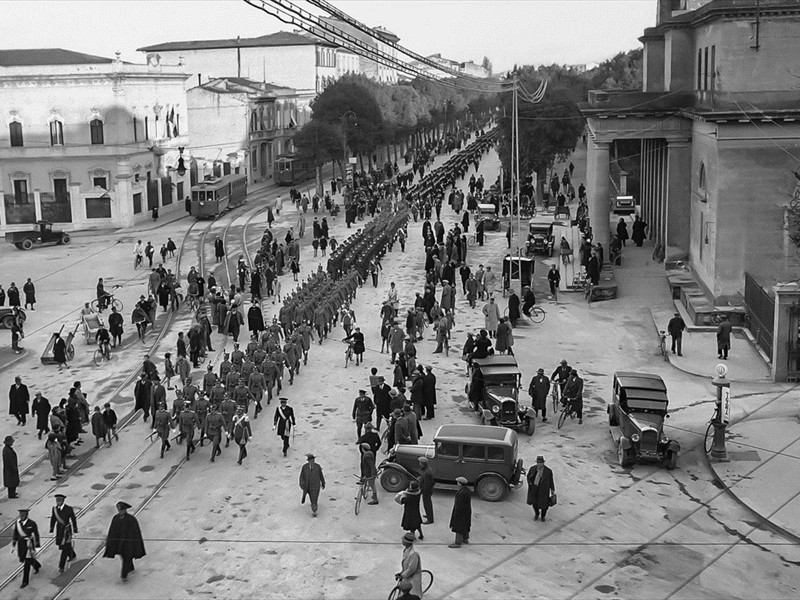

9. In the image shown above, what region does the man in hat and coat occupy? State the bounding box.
[527,455,555,521]
[528,368,551,422]
[299,453,325,516]
[273,397,296,456]
[12,507,41,587]
[9,375,30,426]
[449,477,472,548]
[104,501,145,580]
[397,532,423,597]
[50,493,78,572]
[3,435,19,498]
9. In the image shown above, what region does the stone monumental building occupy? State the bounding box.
[0,49,189,230]
[580,0,800,379]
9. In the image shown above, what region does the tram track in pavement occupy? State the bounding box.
[0,202,266,593]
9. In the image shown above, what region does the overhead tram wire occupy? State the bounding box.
[242,0,512,94]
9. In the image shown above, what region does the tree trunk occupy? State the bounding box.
[338,159,346,182]
[315,165,323,197]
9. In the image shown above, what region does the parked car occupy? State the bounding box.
[466,356,534,435]
[5,221,70,250]
[0,307,26,329]
[379,424,525,502]
[613,195,636,215]
[608,371,679,468]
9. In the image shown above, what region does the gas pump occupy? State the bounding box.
[710,363,731,462]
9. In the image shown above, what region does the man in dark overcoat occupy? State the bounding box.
[526,455,555,521]
[448,477,472,548]
[3,435,19,498]
[9,375,30,425]
[422,366,437,419]
[103,501,146,580]
[299,453,325,516]
[528,368,551,422]
[50,493,78,572]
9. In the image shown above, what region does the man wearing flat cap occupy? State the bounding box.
[12,507,40,588]
[352,389,375,440]
[50,493,78,573]
[448,477,472,548]
[103,501,145,581]
[299,454,325,516]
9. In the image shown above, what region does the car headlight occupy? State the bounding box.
[491,405,500,414]
[661,436,668,444]
[631,433,640,443]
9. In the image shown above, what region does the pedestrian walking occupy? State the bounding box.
[482,297,500,337]
[547,265,561,300]
[50,493,78,573]
[448,477,472,548]
[397,480,424,539]
[352,389,374,439]
[31,392,51,439]
[418,456,435,523]
[53,332,69,370]
[716,315,732,360]
[4,435,20,498]
[153,403,173,459]
[205,405,226,462]
[103,501,146,581]
[23,278,36,310]
[273,397,295,456]
[667,312,686,356]
[12,507,41,588]
[9,375,30,426]
[528,368,550,422]
[617,218,629,247]
[46,433,63,480]
[526,455,555,521]
[7,282,20,307]
[91,406,109,448]
[397,532,423,598]
[232,406,252,465]
[299,453,325,516]
[103,402,119,443]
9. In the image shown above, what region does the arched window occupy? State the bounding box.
[698,162,707,201]
[90,118,104,145]
[50,120,64,146]
[9,121,23,147]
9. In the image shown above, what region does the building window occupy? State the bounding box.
[90,118,104,145]
[9,122,23,147]
[133,192,143,214]
[133,116,138,142]
[145,116,149,141]
[13,179,29,203]
[697,49,702,90]
[698,162,707,202]
[703,47,709,90]
[93,176,108,190]
[50,120,64,146]
[710,45,716,90]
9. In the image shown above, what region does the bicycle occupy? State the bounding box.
[704,405,721,454]
[550,381,561,413]
[134,253,143,270]
[354,474,373,515]
[186,293,201,313]
[91,291,124,313]
[388,571,434,600]
[525,306,546,324]
[659,330,669,361]
[467,234,476,246]
[93,341,112,366]
[557,396,579,429]
[343,339,355,368]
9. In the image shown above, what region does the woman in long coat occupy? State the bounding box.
[526,456,555,521]
[398,480,424,539]
[495,317,514,355]
[507,290,521,325]
[53,332,68,370]
[616,218,629,247]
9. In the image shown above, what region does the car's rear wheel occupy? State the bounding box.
[618,441,634,468]
[21,238,33,250]
[380,469,408,493]
[60,233,71,245]
[476,475,507,502]
[1,315,14,329]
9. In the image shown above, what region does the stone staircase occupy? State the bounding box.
[666,265,747,327]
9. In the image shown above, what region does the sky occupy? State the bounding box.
[0,0,657,72]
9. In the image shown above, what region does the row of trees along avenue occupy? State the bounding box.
[292,74,496,195]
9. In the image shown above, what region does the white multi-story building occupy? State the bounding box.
[0,49,189,231]
[319,18,400,84]
[138,31,338,93]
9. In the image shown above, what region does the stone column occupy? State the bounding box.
[33,191,42,222]
[587,140,611,249]
[115,158,134,228]
[69,183,83,227]
[666,140,692,254]
[772,283,800,382]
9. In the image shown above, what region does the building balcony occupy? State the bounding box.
[581,90,694,115]
[692,90,800,115]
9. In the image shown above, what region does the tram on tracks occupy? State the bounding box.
[274,153,313,185]
[190,174,247,218]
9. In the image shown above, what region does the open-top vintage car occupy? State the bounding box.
[5,221,70,250]
[467,355,534,435]
[608,371,679,469]
[378,424,525,502]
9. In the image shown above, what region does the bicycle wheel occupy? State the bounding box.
[354,487,363,515]
[111,298,124,312]
[557,406,568,429]
[530,307,546,324]
[704,421,714,454]
[93,349,103,367]
[387,587,401,600]
[551,386,559,413]
[421,570,434,594]
[468,235,476,247]
[344,349,351,368]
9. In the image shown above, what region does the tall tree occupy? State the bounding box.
[292,119,343,194]
[481,56,493,76]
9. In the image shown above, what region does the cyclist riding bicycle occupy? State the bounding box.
[95,325,112,359]
[561,369,584,424]
[133,239,144,267]
[187,280,200,304]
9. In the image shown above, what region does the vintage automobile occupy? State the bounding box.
[466,355,534,435]
[475,202,500,231]
[613,195,636,215]
[5,221,70,250]
[379,424,525,502]
[526,216,555,257]
[0,307,26,330]
[608,371,680,469]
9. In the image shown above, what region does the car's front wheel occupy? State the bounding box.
[618,441,635,468]
[665,449,678,470]
[476,475,507,502]
[380,469,408,493]
[525,417,535,436]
